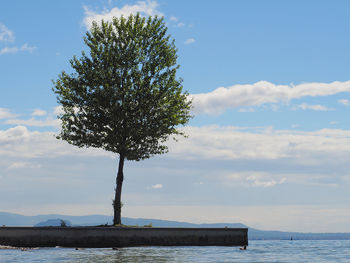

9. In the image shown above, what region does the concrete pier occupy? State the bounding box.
[0,227,248,248]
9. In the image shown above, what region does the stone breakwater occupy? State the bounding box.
[0,227,248,248]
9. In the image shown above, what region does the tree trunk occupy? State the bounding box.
[113,154,125,225]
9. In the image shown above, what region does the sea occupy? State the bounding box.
[1,240,350,262]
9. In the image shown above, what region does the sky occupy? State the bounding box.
[1,0,350,232]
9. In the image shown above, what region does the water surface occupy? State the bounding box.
[1,240,350,262]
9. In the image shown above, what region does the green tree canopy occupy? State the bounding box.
[53,14,192,225]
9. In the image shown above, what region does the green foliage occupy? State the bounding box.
[53,13,192,161]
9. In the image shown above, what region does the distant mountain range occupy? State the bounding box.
[1,211,350,240]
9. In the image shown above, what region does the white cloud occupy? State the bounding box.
[0,43,36,55]
[226,172,286,188]
[4,107,62,128]
[191,80,350,115]
[0,125,30,145]
[0,125,109,159]
[0,24,35,55]
[238,107,255,112]
[168,16,186,27]
[0,23,14,42]
[0,108,16,119]
[3,122,350,167]
[294,103,332,111]
[176,22,185,28]
[5,117,59,128]
[184,38,195,45]
[167,126,350,164]
[53,106,64,115]
[338,99,350,106]
[151,184,163,189]
[169,16,178,22]
[8,162,41,170]
[31,109,47,116]
[83,1,163,29]
[247,176,286,187]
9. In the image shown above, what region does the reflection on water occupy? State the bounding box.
[1,240,350,262]
[71,247,183,263]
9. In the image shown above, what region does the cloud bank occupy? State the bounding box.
[166,126,350,165]
[191,80,350,115]
[1,124,350,170]
[0,126,109,158]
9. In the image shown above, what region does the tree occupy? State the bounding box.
[53,14,192,225]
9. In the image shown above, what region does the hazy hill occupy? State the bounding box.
[0,211,111,227]
[1,211,350,240]
[34,219,72,227]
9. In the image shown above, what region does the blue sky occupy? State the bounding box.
[2,0,350,232]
